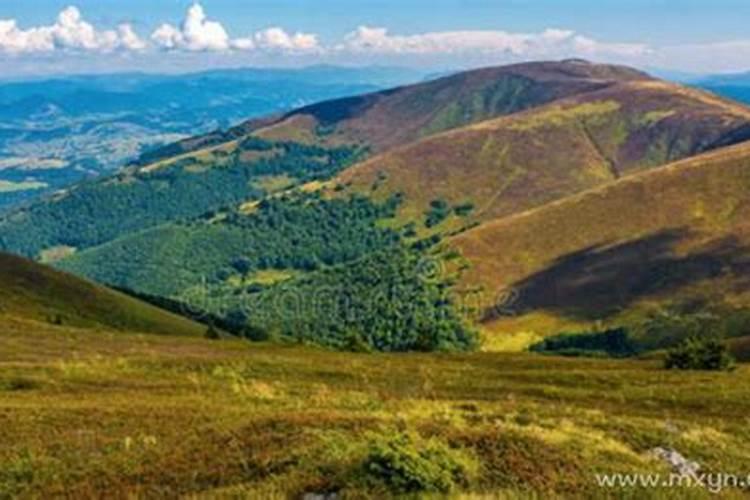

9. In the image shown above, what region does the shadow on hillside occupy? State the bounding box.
[486,228,750,322]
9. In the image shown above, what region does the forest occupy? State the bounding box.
[0,137,364,257]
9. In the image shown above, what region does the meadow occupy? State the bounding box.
[2,316,749,498]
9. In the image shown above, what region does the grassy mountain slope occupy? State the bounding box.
[448,140,750,345]
[142,60,652,163]
[255,60,652,151]
[0,252,204,336]
[332,79,750,226]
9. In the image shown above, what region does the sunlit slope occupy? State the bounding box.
[333,79,750,226]
[146,59,653,161]
[448,141,750,338]
[0,252,204,335]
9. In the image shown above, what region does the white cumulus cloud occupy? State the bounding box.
[151,4,319,53]
[254,27,320,52]
[151,3,231,51]
[0,6,145,54]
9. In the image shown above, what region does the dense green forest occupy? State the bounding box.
[0,137,365,257]
[58,189,476,352]
[233,247,478,352]
[60,193,403,296]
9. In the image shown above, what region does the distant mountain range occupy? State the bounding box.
[0,65,427,210]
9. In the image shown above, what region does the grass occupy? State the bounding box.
[449,140,750,342]
[0,252,205,337]
[2,316,750,498]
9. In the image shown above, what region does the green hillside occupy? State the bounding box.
[10,61,750,353]
[0,252,205,336]
[57,191,477,351]
[0,138,365,258]
[332,79,750,226]
[4,60,750,353]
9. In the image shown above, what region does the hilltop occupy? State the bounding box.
[0,252,205,336]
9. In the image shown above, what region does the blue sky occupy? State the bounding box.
[2,1,750,77]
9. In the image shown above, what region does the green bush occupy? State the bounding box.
[242,324,272,342]
[363,432,475,493]
[664,336,736,371]
[425,199,451,228]
[529,328,637,358]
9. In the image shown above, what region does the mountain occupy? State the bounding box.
[4,59,750,352]
[0,61,682,258]
[0,66,425,210]
[331,76,750,226]
[147,59,651,163]
[0,60,658,260]
[448,140,750,351]
[0,252,205,336]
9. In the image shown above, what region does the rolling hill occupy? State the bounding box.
[448,140,750,347]
[332,78,750,226]
[0,252,205,336]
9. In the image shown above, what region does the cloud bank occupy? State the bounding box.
[339,26,649,59]
[2,3,750,73]
[0,3,644,59]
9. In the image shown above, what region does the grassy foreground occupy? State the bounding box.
[2,317,750,498]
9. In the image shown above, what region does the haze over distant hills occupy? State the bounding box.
[0,65,426,210]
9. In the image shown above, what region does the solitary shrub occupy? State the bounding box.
[343,330,372,353]
[243,324,272,342]
[363,432,475,493]
[425,199,451,228]
[664,336,735,371]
